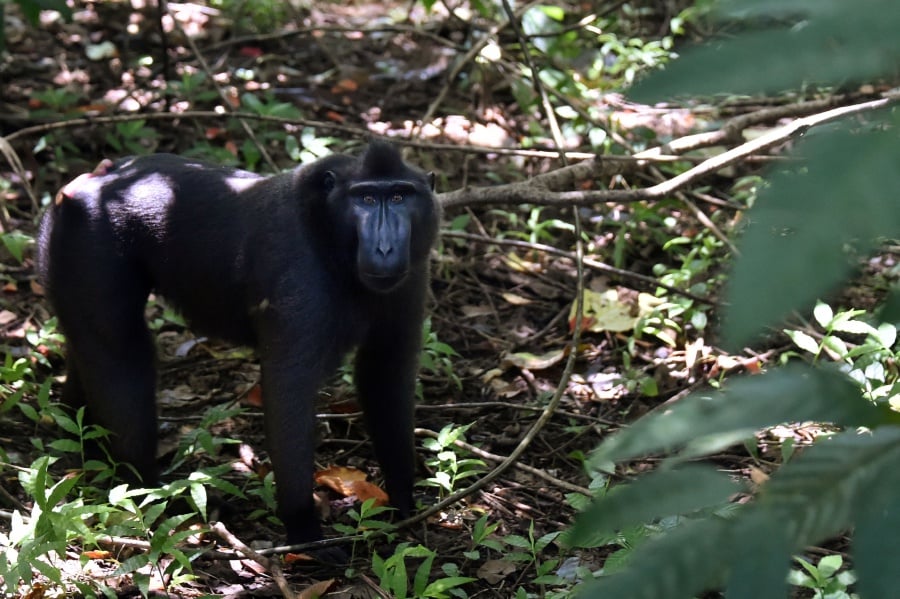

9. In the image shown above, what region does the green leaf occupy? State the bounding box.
[725,514,790,599]
[566,465,740,548]
[590,365,893,465]
[503,534,532,549]
[784,330,819,355]
[1,231,32,264]
[812,302,834,328]
[413,550,435,596]
[574,517,732,598]
[758,428,900,545]
[880,285,900,324]
[815,555,843,579]
[631,0,900,98]
[851,467,900,599]
[723,120,900,348]
[578,428,900,599]
[423,576,478,594]
[47,438,81,453]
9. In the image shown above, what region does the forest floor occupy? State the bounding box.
[0,1,896,598]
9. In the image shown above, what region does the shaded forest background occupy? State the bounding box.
[0,0,898,598]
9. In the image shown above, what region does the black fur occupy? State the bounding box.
[37,141,439,545]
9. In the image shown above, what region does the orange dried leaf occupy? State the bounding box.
[315,465,367,496]
[285,552,316,564]
[349,480,389,506]
[331,78,359,93]
[244,384,263,407]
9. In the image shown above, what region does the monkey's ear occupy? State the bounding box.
[323,171,336,192]
[427,172,435,191]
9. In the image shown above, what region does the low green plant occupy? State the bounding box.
[38,406,117,483]
[503,521,563,589]
[0,456,217,596]
[101,484,202,596]
[788,555,858,599]
[285,127,337,164]
[165,402,244,473]
[28,88,80,114]
[1,317,64,416]
[0,230,32,264]
[0,456,91,595]
[418,423,486,497]
[166,70,219,105]
[784,301,899,406]
[462,514,504,560]
[245,470,279,526]
[649,229,726,333]
[335,496,396,537]
[371,542,475,599]
[105,119,158,155]
[331,497,397,565]
[419,318,461,394]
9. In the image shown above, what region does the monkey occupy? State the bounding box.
[36,140,440,547]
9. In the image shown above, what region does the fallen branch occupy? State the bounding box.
[436,93,899,209]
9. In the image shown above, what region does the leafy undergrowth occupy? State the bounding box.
[1,0,899,598]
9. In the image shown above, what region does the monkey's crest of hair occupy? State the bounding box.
[358,140,424,181]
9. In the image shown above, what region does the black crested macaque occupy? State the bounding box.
[37,141,440,546]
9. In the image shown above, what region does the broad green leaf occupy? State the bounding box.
[566,465,740,548]
[631,0,900,98]
[590,365,893,465]
[574,517,731,598]
[718,0,844,19]
[578,428,900,599]
[725,514,790,599]
[880,286,900,324]
[723,121,900,348]
[853,468,900,599]
[758,428,900,544]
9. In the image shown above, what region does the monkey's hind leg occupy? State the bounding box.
[53,273,159,485]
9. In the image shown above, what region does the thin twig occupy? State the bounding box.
[211,521,297,599]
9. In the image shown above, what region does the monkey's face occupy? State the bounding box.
[348,179,427,293]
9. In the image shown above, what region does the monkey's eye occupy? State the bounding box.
[391,194,404,203]
[362,195,376,205]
